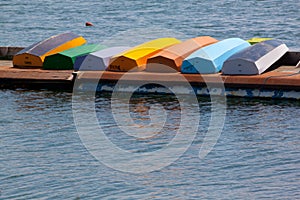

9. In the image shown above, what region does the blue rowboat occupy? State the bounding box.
[181,38,251,74]
[73,55,88,71]
[146,36,218,72]
[222,40,289,75]
[74,46,130,71]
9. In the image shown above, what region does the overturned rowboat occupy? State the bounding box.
[181,38,250,74]
[13,32,86,68]
[146,36,218,72]
[43,44,105,70]
[222,40,289,75]
[247,37,273,45]
[107,38,181,72]
[74,46,131,71]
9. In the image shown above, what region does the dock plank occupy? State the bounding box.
[1,60,300,92]
[0,60,74,90]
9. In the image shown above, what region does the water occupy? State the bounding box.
[1,0,299,50]
[1,0,300,199]
[1,90,300,199]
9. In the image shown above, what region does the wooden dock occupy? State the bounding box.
[0,60,74,90]
[1,53,300,99]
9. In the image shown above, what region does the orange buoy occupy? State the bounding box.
[85,22,93,26]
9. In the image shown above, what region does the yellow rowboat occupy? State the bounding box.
[13,32,86,68]
[146,36,218,72]
[247,37,273,45]
[107,38,181,72]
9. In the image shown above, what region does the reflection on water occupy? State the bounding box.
[1,90,299,199]
[1,0,300,197]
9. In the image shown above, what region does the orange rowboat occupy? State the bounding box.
[146,36,218,72]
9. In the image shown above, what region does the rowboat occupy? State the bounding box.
[73,55,89,71]
[13,32,86,68]
[0,47,24,60]
[222,40,289,75]
[43,44,105,70]
[74,46,130,71]
[107,38,181,72]
[181,38,251,74]
[146,36,218,72]
[247,37,273,45]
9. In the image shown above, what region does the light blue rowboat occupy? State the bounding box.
[181,38,251,74]
[222,40,289,75]
[74,46,130,71]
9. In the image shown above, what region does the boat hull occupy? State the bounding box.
[181,38,250,74]
[247,37,273,45]
[146,36,218,72]
[74,46,131,71]
[43,44,105,70]
[107,38,181,72]
[1,51,300,100]
[13,32,86,68]
[222,40,289,75]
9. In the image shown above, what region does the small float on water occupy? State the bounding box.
[85,22,94,27]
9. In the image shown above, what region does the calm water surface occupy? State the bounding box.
[1,0,299,50]
[1,90,300,199]
[1,0,300,199]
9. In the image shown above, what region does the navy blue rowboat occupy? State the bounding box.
[222,40,289,75]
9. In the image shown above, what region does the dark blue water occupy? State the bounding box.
[1,0,299,50]
[1,0,300,199]
[1,90,300,199]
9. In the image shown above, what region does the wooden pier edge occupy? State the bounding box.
[0,51,299,99]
